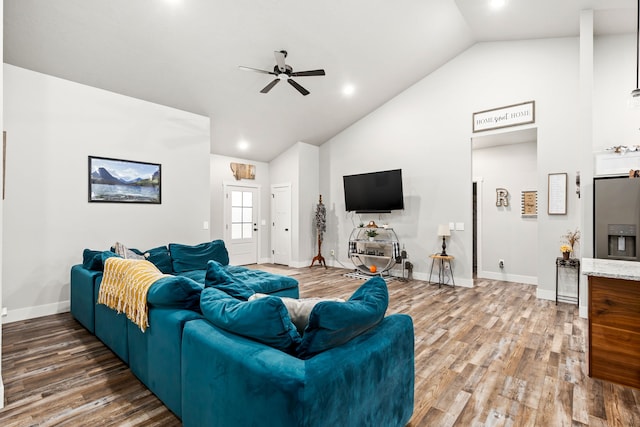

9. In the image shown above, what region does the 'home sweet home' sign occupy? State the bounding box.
[473,101,535,133]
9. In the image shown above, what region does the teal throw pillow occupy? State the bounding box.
[169,240,229,273]
[144,245,173,274]
[204,260,254,300]
[200,287,301,353]
[296,276,389,359]
[147,275,203,311]
[82,249,119,271]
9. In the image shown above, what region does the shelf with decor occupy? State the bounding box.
[348,227,400,276]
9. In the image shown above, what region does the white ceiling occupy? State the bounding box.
[4,0,636,162]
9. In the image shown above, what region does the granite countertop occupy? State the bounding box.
[582,257,640,281]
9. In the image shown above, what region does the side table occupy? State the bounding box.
[429,254,455,288]
[555,257,580,306]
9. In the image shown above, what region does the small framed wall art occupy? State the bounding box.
[547,173,567,215]
[521,190,537,217]
[88,156,161,204]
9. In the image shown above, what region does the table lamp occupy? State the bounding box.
[437,224,450,256]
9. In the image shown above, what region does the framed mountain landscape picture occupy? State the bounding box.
[88,156,161,204]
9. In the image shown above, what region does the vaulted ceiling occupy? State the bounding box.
[4,0,636,162]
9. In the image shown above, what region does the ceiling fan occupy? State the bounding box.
[239,50,325,96]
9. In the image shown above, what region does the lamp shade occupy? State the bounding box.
[437,224,451,237]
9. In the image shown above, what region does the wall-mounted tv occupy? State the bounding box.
[343,169,404,213]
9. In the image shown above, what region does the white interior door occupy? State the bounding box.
[225,185,259,265]
[271,184,291,265]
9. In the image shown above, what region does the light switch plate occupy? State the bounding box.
[455,222,464,231]
[449,222,455,230]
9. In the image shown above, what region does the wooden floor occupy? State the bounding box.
[1,265,639,426]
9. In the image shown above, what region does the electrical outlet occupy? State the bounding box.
[499,259,504,269]
[1,307,7,317]
[330,249,335,256]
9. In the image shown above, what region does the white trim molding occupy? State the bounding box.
[1,300,70,324]
[478,270,538,285]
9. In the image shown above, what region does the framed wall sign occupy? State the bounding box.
[88,156,161,204]
[473,101,535,133]
[521,190,537,217]
[548,173,567,215]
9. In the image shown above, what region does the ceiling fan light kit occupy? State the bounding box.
[240,50,326,96]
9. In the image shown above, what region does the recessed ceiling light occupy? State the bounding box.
[165,0,182,5]
[490,0,506,9]
[342,84,356,97]
[238,140,249,151]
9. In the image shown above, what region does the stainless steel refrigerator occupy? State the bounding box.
[594,176,640,261]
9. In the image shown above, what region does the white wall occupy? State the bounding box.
[473,141,538,283]
[2,65,211,322]
[210,154,271,261]
[270,142,319,267]
[296,143,320,265]
[0,0,5,408]
[320,37,583,290]
[594,34,640,151]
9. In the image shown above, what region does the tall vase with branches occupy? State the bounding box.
[310,195,327,268]
[562,228,580,259]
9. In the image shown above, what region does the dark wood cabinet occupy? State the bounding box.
[588,275,640,389]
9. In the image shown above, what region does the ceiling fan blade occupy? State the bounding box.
[274,50,287,72]
[288,79,310,96]
[239,66,276,75]
[290,69,326,77]
[260,79,280,94]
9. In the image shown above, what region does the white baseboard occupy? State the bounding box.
[579,305,588,319]
[536,288,556,301]
[290,260,310,268]
[2,300,70,324]
[478,270,538,285]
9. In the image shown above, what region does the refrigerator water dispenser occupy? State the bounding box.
[607,224,636,259]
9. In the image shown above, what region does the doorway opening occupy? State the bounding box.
[472,127,538,285]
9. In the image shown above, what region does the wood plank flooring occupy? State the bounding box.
[1,265,639,426]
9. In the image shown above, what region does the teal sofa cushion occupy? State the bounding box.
[181,314,415,427]
[204,260,254,300]
[82,249,119,271]
[147,275,203,311]
[169,240,229,273]
[143,245,173,274]
[200,287,301,353]
[296,276,389,359]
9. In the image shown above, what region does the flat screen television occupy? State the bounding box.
[343,169,404,213]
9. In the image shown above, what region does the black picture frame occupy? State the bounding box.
[88,156,161,204]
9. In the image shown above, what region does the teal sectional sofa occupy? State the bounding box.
[70,239,414,426]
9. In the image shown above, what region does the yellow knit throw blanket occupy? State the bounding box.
[98,258,169,332]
